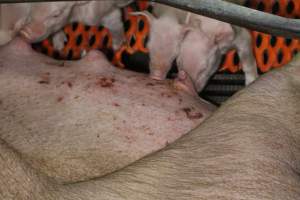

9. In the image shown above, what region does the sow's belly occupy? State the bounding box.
[0,38,215,184]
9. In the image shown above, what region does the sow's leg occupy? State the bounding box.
[0,38,215,184]
[0,138,59,200]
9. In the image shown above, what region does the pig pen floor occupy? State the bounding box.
[200,71,246,106]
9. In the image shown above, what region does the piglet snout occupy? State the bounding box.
[20,23,47,42]
[150,68,168,81]
[19,28,31,41]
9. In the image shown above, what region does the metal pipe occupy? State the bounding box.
[153,0,300,39]
[0,0,300,39]
[0,0,65,2]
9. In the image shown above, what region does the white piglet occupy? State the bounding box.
[144,4,258,94]
[145,13,190,80]
[19,0,132,46]
[177,15,258,92]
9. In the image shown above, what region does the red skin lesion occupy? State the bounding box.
[57,96,64,103]
[146,82,155,86]
[61,81,73,88]
[113,103,120,107]
[95,77,115,88]
[178,98,183,104]
[182,107,203,120]
[38,72,51,84]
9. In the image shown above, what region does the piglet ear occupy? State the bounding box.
[180,25,192,41]
[184,12,202,29]
[129,11,155,24]
[214,25,234,47]
[14,18,28,32]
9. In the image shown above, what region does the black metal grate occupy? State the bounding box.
[199,71,246,106]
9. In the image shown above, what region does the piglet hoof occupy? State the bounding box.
[150,75,164,81]
[245,73,258,86]
[150,70,166,81]
[81,50,87,58]
[173,70,198,97]
[52,31,67,51]
[245,78,254,86]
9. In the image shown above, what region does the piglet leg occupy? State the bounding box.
[234,27,258,85]
[52,30,67,51]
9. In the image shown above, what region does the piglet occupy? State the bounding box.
[134,11,190,80]
[144,4,258,93]
[184,14,258,87]
[19,0,132,43]
[176,28,220,93]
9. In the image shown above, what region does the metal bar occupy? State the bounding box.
[0,0,300,39]
[153,0,300,39]
[0,0,74,2]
